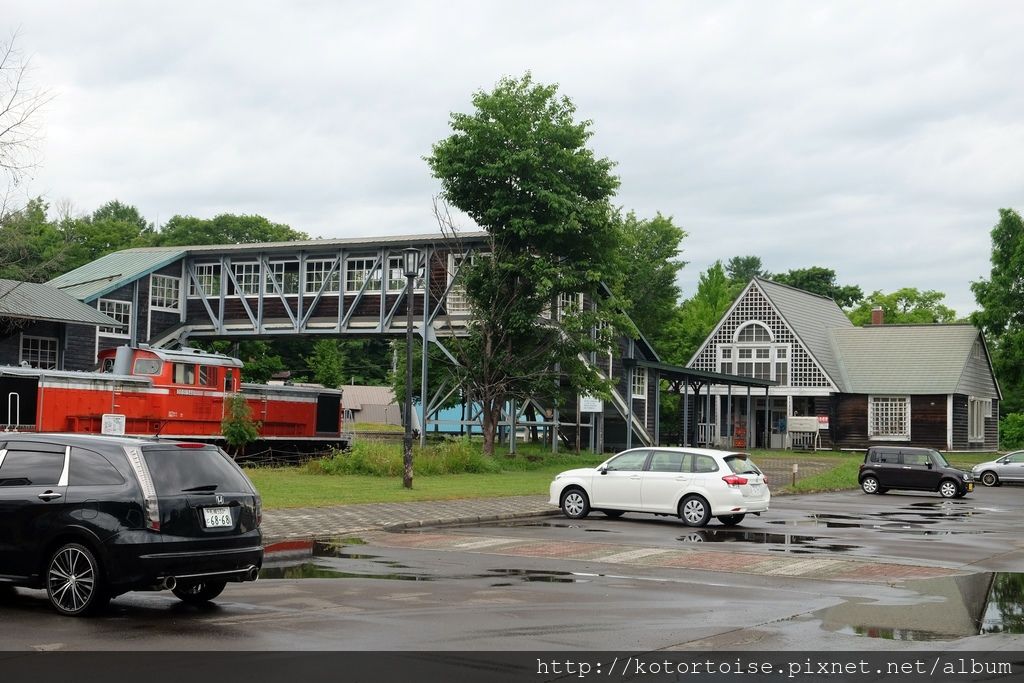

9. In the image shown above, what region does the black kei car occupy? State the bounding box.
[858,446,974,498]
[0,434,263,616]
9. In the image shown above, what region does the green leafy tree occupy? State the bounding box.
[610,210,687,354]
[221,393,260,456]
[724,255,767,286]
[154,213,308,246]
[62,200,155,269]
[848,288,959,326]
[662,261,734,365]
[427,73,626,455]
[972,208,1024,416]
[306,339,345,388]
[0,197,70,281]
[773,266,863,307]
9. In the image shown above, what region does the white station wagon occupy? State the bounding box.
[548,447,770,527]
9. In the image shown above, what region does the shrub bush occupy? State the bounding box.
[1001,413,1024,450]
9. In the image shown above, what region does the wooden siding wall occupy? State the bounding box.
[828,393,995,451]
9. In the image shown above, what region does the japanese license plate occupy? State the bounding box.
[204,506,233,528]
[966,482,974,492]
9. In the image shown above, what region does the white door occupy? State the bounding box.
[591,450,649,510]
[640,451,693,513]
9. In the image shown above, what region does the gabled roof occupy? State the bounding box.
[831,324,999,396]
[47,248,188,302]
[0,279,122,327]
[341,385,397,411]
[753,278,853,389]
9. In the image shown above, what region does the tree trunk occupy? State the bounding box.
[481,399,499,456]
[525,403,539,443]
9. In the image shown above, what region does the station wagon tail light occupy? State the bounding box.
[255,495,263,527]
[722,474,748,487]
[124,446,161,532]
[175,442,206,448]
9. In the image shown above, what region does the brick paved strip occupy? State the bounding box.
[367,530,962,584]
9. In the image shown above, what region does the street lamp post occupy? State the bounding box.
[402,247,419,489]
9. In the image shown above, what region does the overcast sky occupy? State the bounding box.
[6,1,1023,316]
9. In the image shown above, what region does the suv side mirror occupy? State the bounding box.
[926,461,933,469]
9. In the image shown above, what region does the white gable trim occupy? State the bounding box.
[688,279,840,392]
[686,279,757,367]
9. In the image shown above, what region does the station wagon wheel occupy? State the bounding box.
[560,488,590,519]
[938,480,960,499]
[980,471,999,487]
[172,580,227,604]
[860,476,880,494]
[679,495,711,527]
[46,543,109,616]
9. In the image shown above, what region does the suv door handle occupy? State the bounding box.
[38,491,62,501]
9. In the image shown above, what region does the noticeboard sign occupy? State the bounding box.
[578,395,604,413]
[102,413,126,436]
[787,416,820,433]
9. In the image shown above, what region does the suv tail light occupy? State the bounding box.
[255,495,263,527]
[722,474,748,487]
[124,446,161,532]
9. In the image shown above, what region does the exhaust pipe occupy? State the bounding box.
[161,576,177,591]
[246,566,260,582]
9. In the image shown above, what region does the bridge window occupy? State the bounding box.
[387,255,424,292]
[20,335,58,369]
[189,263,220,297]
[264,261,299,295]
[98,299,131,338]
[231,263,260,296]
[346,257,382,292]
[305,259,340,294]
[150,274,180,311]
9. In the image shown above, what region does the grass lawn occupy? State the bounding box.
[245,446,1001,509]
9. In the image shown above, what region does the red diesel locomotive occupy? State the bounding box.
[1,345,348,448]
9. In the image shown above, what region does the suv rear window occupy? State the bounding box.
[142,446,252,495]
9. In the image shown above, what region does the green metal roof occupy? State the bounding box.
[47,247,187,301]
[0,279,122,327]
[830,324,993,395]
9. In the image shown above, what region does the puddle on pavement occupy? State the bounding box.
[480,521,616,533]
[262,539,591,583]
[768,503,985,531]
[677,529,858,553]
[818,573,1024,641]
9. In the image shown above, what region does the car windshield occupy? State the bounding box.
[930,450,951,467]
[725,455,761,475]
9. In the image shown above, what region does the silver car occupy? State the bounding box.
[973,450,1024,486]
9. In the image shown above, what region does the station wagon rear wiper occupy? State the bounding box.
[181,484,219,492]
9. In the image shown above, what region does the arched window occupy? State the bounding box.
[734,322,772,343]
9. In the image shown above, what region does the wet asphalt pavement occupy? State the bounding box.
[2,487,1023,651]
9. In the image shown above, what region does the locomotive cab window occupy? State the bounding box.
[133,358,162,375]
[173,363,196,385]
[224,370,237,392]
[199,365,217,387]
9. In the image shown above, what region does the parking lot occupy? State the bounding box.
[2,485,1022,651]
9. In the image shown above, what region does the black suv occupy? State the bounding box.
[858,446,974,498]
[0,434,263,616]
